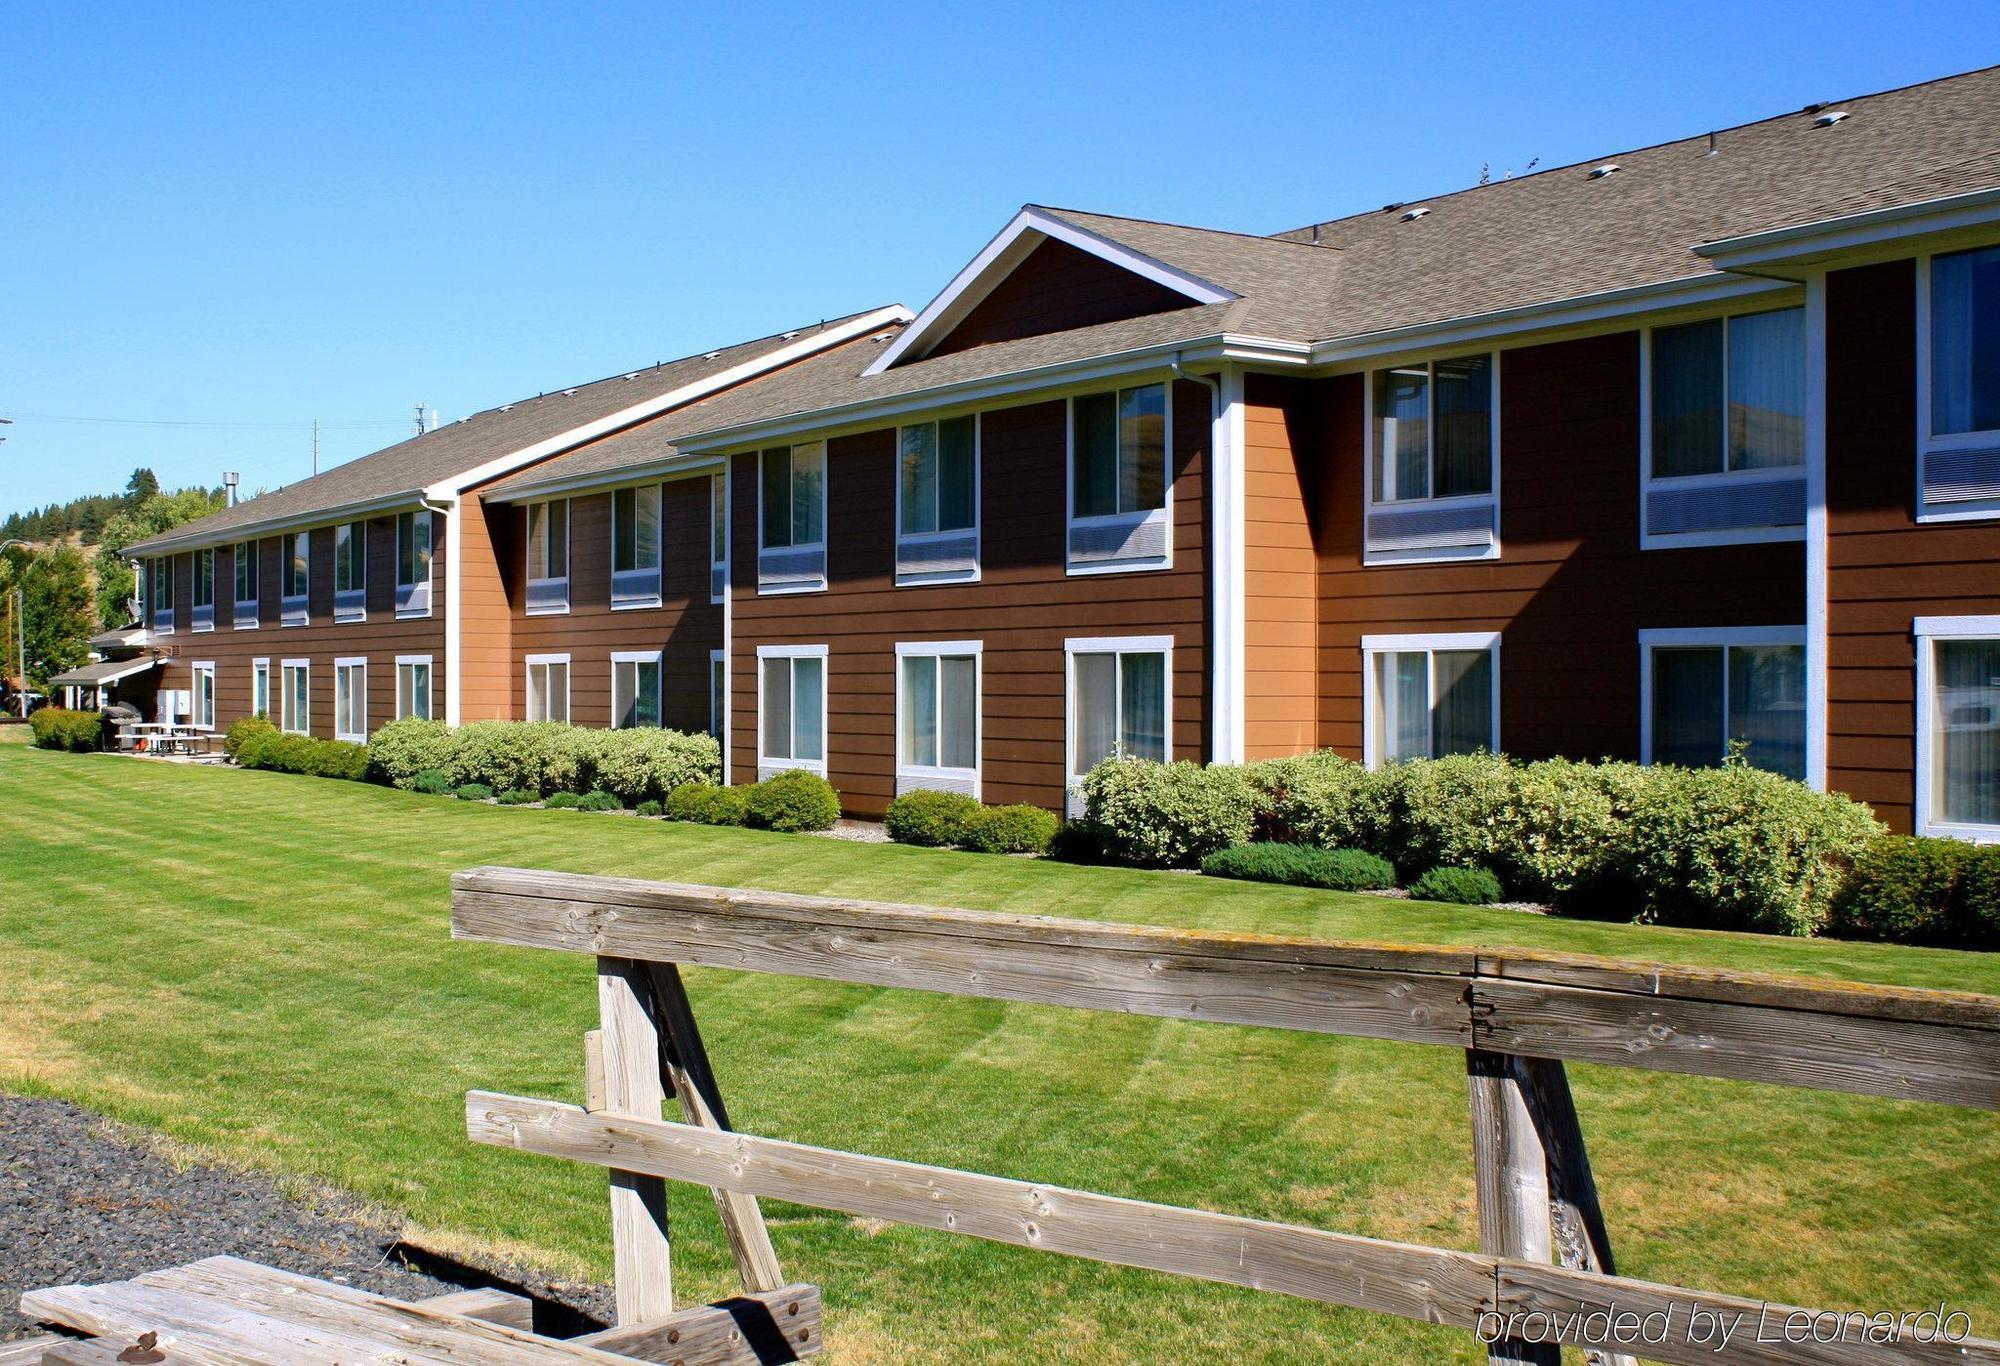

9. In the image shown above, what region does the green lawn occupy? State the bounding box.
[3,744,1997,1361]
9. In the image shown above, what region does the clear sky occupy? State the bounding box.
[5,2,1997,512]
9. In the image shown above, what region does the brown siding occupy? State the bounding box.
[1315,333,1805,761]
[1243,376,1321,758]
[457,496,515,722]
[730,381,1212,816]
[926,238,1192,359]
[1825,257,2000,833]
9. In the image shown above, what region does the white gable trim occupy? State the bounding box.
[866,207,1238,376]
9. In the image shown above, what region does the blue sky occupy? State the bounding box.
[5,2,1997,512]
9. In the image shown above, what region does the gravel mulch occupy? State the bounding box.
[0,1095,613,1341]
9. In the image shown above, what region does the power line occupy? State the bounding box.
[0,411,406,431]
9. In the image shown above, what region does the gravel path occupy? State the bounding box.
[1,1094,612,1341]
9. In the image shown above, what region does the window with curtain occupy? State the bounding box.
[1651,309,1805,477]
[284,533,309,600]
[1068,643,1168,781]
[612,486,663,606]
[150,558,174,631]
[252,660,270,719]
[1072,384,1166,520]
[710,475,728,602]
[396,512,432,616]
[192,549,215,630]
[1932,246,2000,440]
[899,648,979,777]
[526,501,569,613]
[1365,641,1496,765]
[526,657,569,723]
[333,523,365,621]
[900,417,977,536]
[759,650,825,768]
[192,663,215,729]
[233,540,258,625]
[334,660,367,741]
[1648,640,1805,780]
[1929,636,1999,832]
[760,443,826,550]
[709,651,726,742]
[612,653,663,729]
[1372,355,1493,503]
[396,658,431,720]
[281,662,309,734]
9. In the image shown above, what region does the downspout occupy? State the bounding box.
[421,495,461,725]
[1172,352,1245,765]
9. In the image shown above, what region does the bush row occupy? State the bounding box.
[1829,836,2000,949]
[234,720,370,781]
[882,790,1061,854]
[367,718,718,804]
[28,708,106,751]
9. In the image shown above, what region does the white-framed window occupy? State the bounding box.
[1068,383,1170,574]
[612,650,663,728]
[396,654,432,721]
[282,531,309,626]
[1065,636,1172,805]
[897,415,979,585]
[334,657,367,742]
[1918,246,2000,522]
[709,473,728,604]
[1361,632,1500,767]
[611,484,663,608]
[191,661,216,730]
[333,522,365,623]
[1915,616,2000,841]
[526,653,570,723]
[149,558,174,634]
[192,549,215,632]
[896,641,981,796]
[233,540,259,628]
[251,658,271,719]
[396,511,433,617]
[280,659,310,735]
[758,441,827,593]
[1639,626,1806,780]
[1365,354,1499,563]
[709,648,726,742]
[525,500,570,614]
[756,643,827,776]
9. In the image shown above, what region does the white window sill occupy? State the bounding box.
[758,757,827,779]
[335,612,367,625]
[335,732,366,744]
[897,765,980,798]
[896,567,981,588]
[524,605,571,617]
[1362,542,1502,567]
[394,608,433,620]
[1065,558,1171,577]
[1917,818,2000,845]
[1641,526,1806,550]
[610,598,664,612]
[1917,502,2000,524]
[757,580,827,597]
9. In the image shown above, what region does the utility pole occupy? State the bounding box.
[1,539,27,717]
[312,419,321,476]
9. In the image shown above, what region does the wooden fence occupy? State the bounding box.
[451,865,2000,1365]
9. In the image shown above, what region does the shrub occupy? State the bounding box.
[1410,865,1503,905]
[1201,843,1396,891]
[744,770,841,832]
[366,718,455,787]
[962,804,1061,855]
[234,730,367,781]
[1829,836,1999,948]
[455,783,494,802]
[1082,757,1259,867]
[635,799,663,817]
[884,790,982,847]
[496,787,539,805]
[542,791,583,809]
[666,783,747,826]
[411,768,455,795]
[446,721,563,795]
[577,789,623,812]
[222,713,276,761]
[29,708,106,752]
[588,729,722,806]
[1255,751,1388,849]
[1046,820,1114,864]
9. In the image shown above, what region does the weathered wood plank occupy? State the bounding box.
[599,957,675,1325]
[1466,1051,1558,1366]
[573,1284,822,1364]
[22,1278,396,1365]
[584,1027,608,1113]
[645,961,787,1296]
[0,1338,64,1366]
[414,1285,535,1330]
[467,1091,1498,1329]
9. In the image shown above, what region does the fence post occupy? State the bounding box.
[598,956,674,1324]
[1466,1049,1559,1366]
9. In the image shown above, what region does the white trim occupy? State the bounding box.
[191,548,216,633]
[717,461,732,785]
[609,649,664,729]
[1210,366,1247,764]
[524,652,572,724]
[1063,635,1176,811]
[1064,382,1175,575]
[524,498,572,615]
[867,207,1236,375]
[708,646,727,757]
[609,484,665,611]
[1804,272,1830,790]
[395,653,434,722]
[709,471,729,604]
[279,658,311,735]
[893,639,984,799]
[485,455,725,507]
[893,414,982,587]
[1915,248,2000,524]
[332,521,367,624]
[394,509,436,620]
[754,643,830,776]
[756,441,828,595]
[444,503,463,724]
[333,656,368,743]
[1359,632,1502,769]
[128,489,426,559]
[231,538,260,629]
[1913,616,2000,842]
[190,661,216,731]
[250,656,271,721]
[1638,627,1809,773]
[1697,186,2000,271]
[1361,352,1502,566]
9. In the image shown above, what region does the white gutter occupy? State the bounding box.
[482,455,725,506]
[125,488,427,558]
[1695,185,2000,269]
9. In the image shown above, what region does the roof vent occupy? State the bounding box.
[704,351,721,360]
[1813,110,1850,128]
[1400,206,1430,222]
[1588,163,1621,179]
[872,332,893,343]
[622,373,637,381]
[499,404,514,412]
[562,388,577,397]
[782,331,800,340]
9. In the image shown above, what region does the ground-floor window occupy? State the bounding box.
[191,662,215,730]
[709,650,726,742]
[1066,636,1171,795]
[757,644,826,775]
[1640,627,1805,780]
[252,659,270,719]
[396,655,431,721]
[1917,617,2000,840]
[281,660,309,734]
[612,651,662,729]
[526,654,570,724]
[334,658,367,742]
[1361,632,1499,766]
[897,641,980,796]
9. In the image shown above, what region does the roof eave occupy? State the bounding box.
[483,452,727,506]
[123,488,430,559]
[1695,186,2000,271]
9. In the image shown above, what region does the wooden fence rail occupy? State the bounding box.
[452,866,2000,1365]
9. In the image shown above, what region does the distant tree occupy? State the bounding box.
[93,486,226,627]
[18,543,95,688]
[125,467,160,503]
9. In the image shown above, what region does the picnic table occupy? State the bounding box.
[117,723,217,757]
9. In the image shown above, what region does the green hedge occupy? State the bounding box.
[1201,843,1395,891]
[1829,836,2000,948]
[28,708,107,752]
[223,714,276,760]
[367,717,719,800]
[235,728,369,781]
[1081,758,1258,867]
[666,783,747,826]
[743,770,841,832]
[1409,866,1503,905]
[884,790,982,847]
[962,804,1060,855]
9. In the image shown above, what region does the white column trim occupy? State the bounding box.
[444,498,463,725]
[1209,365,1247,763]
[1803,270,1829,791]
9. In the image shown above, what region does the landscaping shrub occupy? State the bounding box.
[1963,847,2000,946]
[666,783,747,826]
[587,729,721,806]
[1082,757,1259,867]
[222,713,275,761]
[1251,750,1383,846]
[1409,865,1503,905]
[455,783,494,802]
[496,787,539,805]
[884,789,982,847]
[576,789,622,812]
[365,718,454,788]
[411,768,455,795]
[542,791,583,809]
[445,721,567,795]
[430,720,718,798]
[635,799,663,817]
[1046,820,1114,865]
[744,770,841,832]
[1829,836,1999,948]
[961,804,1061,855]
[28,708,106,752]
[1201,843,1395,891]
[234,729,368,782]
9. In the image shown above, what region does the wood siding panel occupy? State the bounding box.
[457,495,515,722]
[1243,376,1321,758]
[926,238,1193,359]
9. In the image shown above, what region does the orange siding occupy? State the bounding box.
[1243,375,1321,758]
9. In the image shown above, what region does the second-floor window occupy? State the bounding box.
[526,500,569,614]
[233,540,258,628]
[333,522,365,622]
[192,549,215,632]
[396,511,433,617]
[611,484,663,608]
[758,442,826,593]
[283,532,309,626]
[149,558,174,633]
[897,416,978,584]
[1366,355,1497,563]
[1069,384,1168,573]
[1922,246,2000,520]
[709,474,728,603]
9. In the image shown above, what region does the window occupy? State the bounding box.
[709,474,728,603]
[1066,636,1171,802]
[1916,617,2000,840]
[758,442,826,592]
[149,558,174,633]
[334,657,367,742]
[525,500,569,613]
[192,549,215,632]
[1361,633,1499,767]
[396,655,432,721]
[709,649,726,743]
[1921,247,2000,520]
[897,642,980,795]
[396,511,433,617]
[251,658,270,719]
[757,644,826,775]
[1366,355,1498,562]
[280,660,309,734]
[333,523,365,622]
[1641,628,1806,780]
[609,485,663,608]
[612,651,662,728]
[283,532,309,626]
[233,540,258,628]
[1644,309,1806,545]
[1068,384,1169,573]
[526,654,570,723]
[191,662,215,730]
[897,415,979,584]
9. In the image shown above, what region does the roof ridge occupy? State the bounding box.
[1032,204,1340,251]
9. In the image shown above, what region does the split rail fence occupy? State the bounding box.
[450,865,2000,1365]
